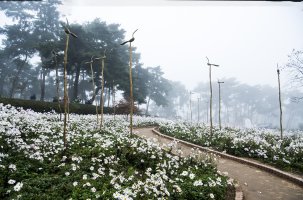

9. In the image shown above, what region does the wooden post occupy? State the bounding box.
[62,18,77,150]
[63,33,70,149]
[206,57,219,139]
[129,42,133,135]
[120,29,138,135]
[277,64,283,139]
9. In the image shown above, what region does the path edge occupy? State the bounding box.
[152,128,303,189]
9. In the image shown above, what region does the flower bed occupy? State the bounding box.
[159,122,303,174]
[0,104,232,199]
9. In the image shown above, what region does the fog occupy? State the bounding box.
[59,0,303,90]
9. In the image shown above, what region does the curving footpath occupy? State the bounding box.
[135,127,303,200]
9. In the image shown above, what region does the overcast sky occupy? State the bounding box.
[4,0,303,90]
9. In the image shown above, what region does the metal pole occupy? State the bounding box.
[277,64,283,139]
[218,81,224,130]
[209,64,213,136]
[206,57,219,138]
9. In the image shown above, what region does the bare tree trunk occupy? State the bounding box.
[107,86,111,107]
[72,63,81,101]
[9,55,28,98]
[40,67,46,101]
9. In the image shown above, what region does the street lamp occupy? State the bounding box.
[120,29,138,135]
[85,56,99,125]
[218,80,224,130]
[62,18,77,149]
[189,91,194,124]
[206,57,219,138]
[277,64,283,139]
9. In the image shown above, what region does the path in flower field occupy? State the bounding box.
[135,128,303,200]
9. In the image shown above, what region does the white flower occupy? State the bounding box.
[14,182,23,192]
[173,185,182,193]
[61,156,67,162]
[65,172,70,176]
[91,187,96,192]
[189,173,195,180]
[210,193,215,199]
[180,170,188,176]
[193,180,203,186]
[8,179,16,184]
[83,174,88,180]
[90,166,94,171]
[73,182,78,187]
[9,164,16,171]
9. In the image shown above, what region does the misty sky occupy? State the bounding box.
[2,0,303,90]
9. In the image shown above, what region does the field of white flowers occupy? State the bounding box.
[158,121,303,174]
[0,104,233,200]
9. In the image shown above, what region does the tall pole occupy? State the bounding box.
[63,33,70,149]
[206,101,209,123]
[218,81,224,130]
[277,64,283,139]
[62,19,77,150]
[129,42,133,134]
[120,29,138,135]
[189,91,193,123]
[206,57,219,138]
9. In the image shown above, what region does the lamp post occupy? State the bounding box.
[189,91,194,124]
[120,29,138,135]
[62,19,77,149]
[218,80,224,130]
[277,64,283,139]
[206,57,219,138]
[85,56,99,125]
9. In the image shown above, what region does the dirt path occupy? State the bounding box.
[135,128,303,200]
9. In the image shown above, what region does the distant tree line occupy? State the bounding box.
[0,0,173,110]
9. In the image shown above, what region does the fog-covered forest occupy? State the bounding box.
[1,0,303,129]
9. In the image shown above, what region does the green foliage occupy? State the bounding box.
[0,97,113,114]
[0,105,233,199]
